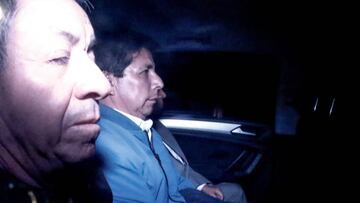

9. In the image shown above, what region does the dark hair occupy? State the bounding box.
[94,29,157,77]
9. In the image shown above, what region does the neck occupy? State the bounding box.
[0,118,41,187]
[101,100,146,120]
[0,115,67,189]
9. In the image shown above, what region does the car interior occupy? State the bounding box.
[89,0,343,202]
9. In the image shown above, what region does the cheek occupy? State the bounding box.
[130,89,148,107]
[27,89,67,136]
[1,46,73,152]
[3,73,71,147]
[131,82,150,99]
[118,80,144,101]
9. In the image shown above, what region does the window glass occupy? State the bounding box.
[155,51,280,125]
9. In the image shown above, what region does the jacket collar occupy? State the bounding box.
[99,104,149,144]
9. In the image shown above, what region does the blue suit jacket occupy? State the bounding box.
[96,104,194,203]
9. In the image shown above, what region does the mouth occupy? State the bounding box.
[147,99,156,103]
[75,117,100,131]
[74,117,99,126]
[72,108,100,126]
[148,96,160,102]
[70,116,101,140]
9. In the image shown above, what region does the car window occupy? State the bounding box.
[155,51,280,125]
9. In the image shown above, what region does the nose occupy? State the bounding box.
[74,57,111,100]
[159,89,167,99]
[151,72,164,90]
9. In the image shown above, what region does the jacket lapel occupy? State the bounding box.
[100,104,149,145]
[154,120,188,164]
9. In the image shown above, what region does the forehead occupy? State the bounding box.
[125,48,154,72]
[133,48,154,64]
[12,0,93,42]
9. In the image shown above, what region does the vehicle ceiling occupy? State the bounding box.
[89,0,342,134]
[90,0,336,55]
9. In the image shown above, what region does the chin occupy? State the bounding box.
[59,143,97,164]
[145,107,155,117]
[60,124,100,161]
[76,144,97,162]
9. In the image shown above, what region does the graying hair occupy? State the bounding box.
[76,0,94,13]
[0,0,17,71]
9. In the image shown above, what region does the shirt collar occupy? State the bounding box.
[111,107,153,131]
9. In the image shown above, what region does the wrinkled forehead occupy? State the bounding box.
[13,0,94,42]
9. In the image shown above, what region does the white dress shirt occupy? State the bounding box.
[111,108,153,141]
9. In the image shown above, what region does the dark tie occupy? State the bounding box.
[146,129,160,161]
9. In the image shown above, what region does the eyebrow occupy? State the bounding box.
[147,63,155,69]
[59,31,80,45]
[58,31,96,52]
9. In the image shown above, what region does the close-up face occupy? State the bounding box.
[110,48,164,120]
[0,0,110,168]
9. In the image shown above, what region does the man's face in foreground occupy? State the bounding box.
[0,0,111,170]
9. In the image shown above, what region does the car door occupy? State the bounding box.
[158,114,273,202]
[154,50,279,202]
[159,116,271,180]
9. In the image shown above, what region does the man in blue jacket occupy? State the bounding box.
[94,31,227,203]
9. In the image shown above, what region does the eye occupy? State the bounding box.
[139,68,149,75]
[49,57,70,65]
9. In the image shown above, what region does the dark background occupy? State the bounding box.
[88,0,348,202]
[88,0,345,135]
